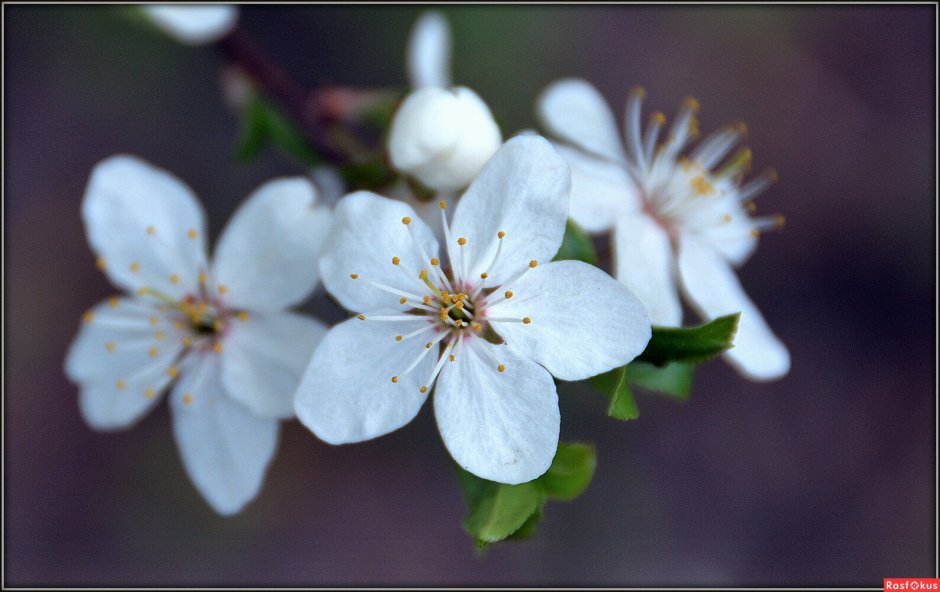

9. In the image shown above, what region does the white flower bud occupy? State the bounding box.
[143,5,238,46]
[388,86,502,193]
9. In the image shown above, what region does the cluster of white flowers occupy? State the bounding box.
[67,9,789,514]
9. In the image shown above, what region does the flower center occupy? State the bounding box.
[347,201,535,394]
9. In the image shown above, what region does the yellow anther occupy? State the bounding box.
[236,311,250,322]
[136,287,147,297]
[217,285,228,295]
[439,200,447,209]
[442,293,452,304]
[430,258,439,266]
[198,272,208,284]
[767,168,780,182]
[423,295,432,305]
[745,201,757,213]
[350,273,359,279]
[187,228,198,240]
[149,347,159,358]
[455,301,464,310]
[183,393,193,405]
[116,379,127,390]
[167,366,179,379]
[650,111,667,125]
[146,225,156,235]
[357,314,366,321]
[213,342,224,354]
[83,311,94,324]
[688,115,701,138]
[678,156,693,171]
[691,175,714,196]
[751,229,761,237]
[775,214,786,228]
[523,317,532,324]
[497,230,506,239]
[182,336,193,347]
[723,214,733,223]
[735,121,748,135]
[400,297,407,305]
[108,297,119,308]
[169,274,180,284]
[144,388,155,398]
[418,269,428,280]
[154,331,165,341]
[173,320,185,331]
[402,216,412,225]
[395,335,403,342]
[480,272,488,280]
[449,355,455,362]
[455,319,464,327]
[425,342,433,349]
[439,308,448,321]
[504,291,513,299]
[392,256,400,265]
[105,342,116,353]
[529,260,538,268]
[391,376,399,384]
[497,364,506,373]
[95,257,107,271]
[630,85,647,99]
[682,96,701,112]
[420,386,428,394]
[457,237,467,246]
[471,322,482,332]
[149,316,159,326]
[213,319,223,332]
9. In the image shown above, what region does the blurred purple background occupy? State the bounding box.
[5,4,935,587]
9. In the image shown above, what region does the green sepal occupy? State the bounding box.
[637,313,740,366]
[235,96,320,166]
[552,220,597,265]
[457,442,598,548]
[590,366,640,420]
[625,360,694,400]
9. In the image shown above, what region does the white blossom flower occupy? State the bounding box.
[387,11,502,194]
[142,5,238,46]
[64,155,332,515]
[294,136,651,484]
[537,79,790,381]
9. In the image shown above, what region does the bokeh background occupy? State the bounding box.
[5,4,935,587]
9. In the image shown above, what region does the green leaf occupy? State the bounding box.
[590,366,640,420]
[626,360,694,400]
[455,441,598,547]
[637,313,740,366]
[538,443,597,500]
[340,159,397,191]
[463,480,544,547]
[553,220,597,265]
[235,97,320,166]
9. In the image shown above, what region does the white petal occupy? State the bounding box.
[676,235,790,381]
[406,11,452,89]
[68,300,181,430]
[680,180,757,266]
[82,155,208,300]
[536,78,627,164]
[388,87,501,193]
[294,317,437,444]
[554,143,639,233]
[450,135,570,285]
[170,354,279,516]
[221,311,328,419]
[143,5,238,45]
[319,191,439,313]
[434,341,559,484]
[488,260,651,381]
[211,178,333,312]
[613,214,683,326]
